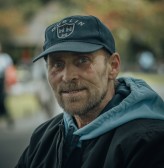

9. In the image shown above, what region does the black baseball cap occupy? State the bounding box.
[33,15,115,62]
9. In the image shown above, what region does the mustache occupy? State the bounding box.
[58,82,87,93]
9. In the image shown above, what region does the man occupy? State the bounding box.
[16,15,164,168]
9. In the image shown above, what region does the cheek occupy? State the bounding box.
[90,63,108,80]
[84,65,108,90]
[86,64,102,77]
[48,74,53,85]
[48,72,59,90]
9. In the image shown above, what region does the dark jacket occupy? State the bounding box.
[15,78,164,168]
[15,114,164,168]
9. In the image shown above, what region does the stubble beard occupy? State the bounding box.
[51,60,109,117]
[55,84,108,117]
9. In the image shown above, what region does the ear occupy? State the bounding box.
[108,53,121,80]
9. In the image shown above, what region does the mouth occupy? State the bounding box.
[60,89,86,95]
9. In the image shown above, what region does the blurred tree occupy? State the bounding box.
[0,8,23,44]
[0,0,42,62]
[70,0,164,68]
[0,0,163,68]
[0,0,14,8]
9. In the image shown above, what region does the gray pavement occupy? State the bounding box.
[0,113,47,168]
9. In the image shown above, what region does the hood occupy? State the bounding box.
[64,77,164,141]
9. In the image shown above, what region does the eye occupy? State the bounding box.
[78,56,90,64]
[48,58,65,70]
[53,61,65,69]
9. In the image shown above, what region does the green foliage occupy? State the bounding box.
[76,0,164,63]
[17,1,42,21]
[0,0,163,66]
[0,0,42,21]
[0,0,14,9]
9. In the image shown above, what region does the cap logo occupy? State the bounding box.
[57,23,75,38]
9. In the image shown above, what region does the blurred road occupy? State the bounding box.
[0,113,47,168]
[151,84,164,100]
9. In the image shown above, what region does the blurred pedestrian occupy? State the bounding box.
[16,15,164,168]
[0,43,16,126]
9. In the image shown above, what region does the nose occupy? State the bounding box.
[62,64,79,82]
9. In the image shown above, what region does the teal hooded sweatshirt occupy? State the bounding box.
[63,77,164,144]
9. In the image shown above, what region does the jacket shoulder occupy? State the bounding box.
[31,113,64,142]
[15,113,64,168]
[114,119,164,167]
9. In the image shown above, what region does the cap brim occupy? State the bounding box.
[33,42,103,62]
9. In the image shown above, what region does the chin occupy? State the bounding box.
[63,104,88,116]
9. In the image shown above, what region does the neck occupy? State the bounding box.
[74,111,100,128]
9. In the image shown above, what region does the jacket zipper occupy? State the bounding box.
[58,123,65,168]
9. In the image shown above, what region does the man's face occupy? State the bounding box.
[47,49,115,116]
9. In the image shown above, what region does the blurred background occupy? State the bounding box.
[0,0,164,167]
